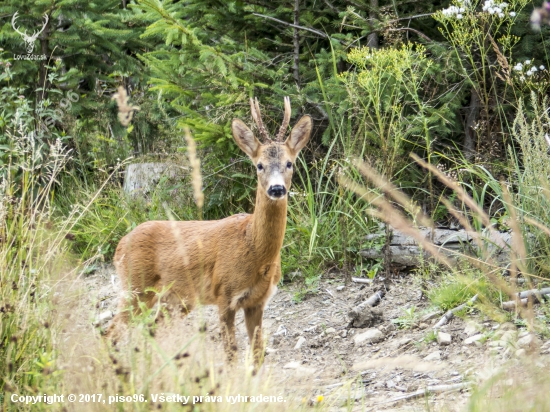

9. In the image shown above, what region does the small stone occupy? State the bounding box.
[336,285,345,291]
[418,323,429,329]
[284,361,300,369]
[354,328,385,345]
[97,311,113,322]
[339,329,348,338]
[295,366,316,377]
[517,333,541,353]
[463,323,481,337]
[518,330,530,339]
[424,351,441,361]
[389,337,412,350]
[437,331,452,346]
[515,348,526,357]
[265,347,277,354]
[325,327,336,335]
[464,334,484,345]
[294,336,306,349]
[386,379,396,389]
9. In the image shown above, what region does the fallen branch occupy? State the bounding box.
[380,382,472,405]
[351,290,386,313]
[348,289,385,328]
[352,277,373,284]
[433,295,478,329]
[501,287,550,311]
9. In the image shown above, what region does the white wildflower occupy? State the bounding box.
[540,65,546,70]
[526,60,531,65]
[457,13,463,18]
[509,11,516,16]
[532,66,538,72]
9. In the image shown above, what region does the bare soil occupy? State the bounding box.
[74,264,550,411]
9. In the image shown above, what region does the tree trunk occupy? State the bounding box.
[37,15,51,105]
[293,0,301,88]
[464,88,480,161]
[367,0,379,49]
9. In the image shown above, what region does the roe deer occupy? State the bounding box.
[107,97,312,364]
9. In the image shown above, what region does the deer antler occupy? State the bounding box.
[276,96,291,142]
[31,14,49,39]
[249,97,270,142]
[11,12,28,38]
[11,12,48,41]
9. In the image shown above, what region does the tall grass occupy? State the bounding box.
[0,124,72,402]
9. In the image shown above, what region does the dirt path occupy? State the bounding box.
[70,264,550,411]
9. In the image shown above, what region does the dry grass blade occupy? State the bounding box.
[352,159,432,228]
[488,33,512,85]
[338,174,453,268]
[410,154,501,242]
[112,86,140,127]
[184,127,204,215]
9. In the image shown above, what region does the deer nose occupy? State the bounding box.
[267,185,287,198]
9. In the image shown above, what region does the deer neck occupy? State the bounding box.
[250,187,288,262]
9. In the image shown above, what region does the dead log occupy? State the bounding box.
[433,294,478,329]
[501,287,550,311]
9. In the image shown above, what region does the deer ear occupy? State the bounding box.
[232,119,261,159]
[285,115,312,156]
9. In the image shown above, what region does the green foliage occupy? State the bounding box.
[392,306,419,329]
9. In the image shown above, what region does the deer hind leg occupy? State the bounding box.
[158,289,196,321]
[218,301,237,363]
[106,289,157,341]
[244,305,264,365]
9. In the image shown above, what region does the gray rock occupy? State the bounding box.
[515,348,527,357]
[123,163,183,197]
[437,331,452,346]
[348,305,384,328]
[424,351,441,361]
[336,285,345,291]
[463,322,481,337]
[517,333,540,353]
[294,336,306,350]
[354,328,384,345]
[283,361,300,369]
[464,334,484,345]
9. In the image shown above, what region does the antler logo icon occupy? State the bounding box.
[11,12,49,54]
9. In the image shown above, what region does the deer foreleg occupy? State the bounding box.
[244,305,264,365]
[218,303,237,363]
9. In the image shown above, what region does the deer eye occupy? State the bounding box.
[257,163,264,171]
[286,161,293,169]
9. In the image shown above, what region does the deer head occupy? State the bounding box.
[12,12,49,54]
[232,97,312,201]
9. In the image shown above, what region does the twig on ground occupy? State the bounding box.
[433,295,478,329]
[501,287,550,311]
[379,382,472,405]
[352,277,373,284]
